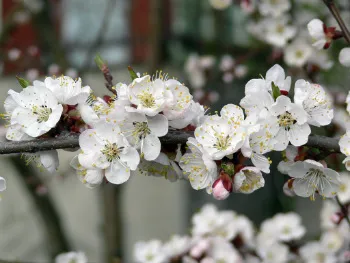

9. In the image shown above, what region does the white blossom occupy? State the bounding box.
[284,39,313,67]
[294,80,333,127]
[257,242,289,263]
[127,75,173,117]
[269,95,310,150]
[299,242,337,263]
[78,122,140,184]
[191,204,238,240]
[118,111,168,161]
[134,240,167,263]
[307,19,330,49]
[6,82,63,137]
[262,17,297,48]
[180,138,218,190]
[194,106,246,160]
[233,166,265,194]
[163,79,192,120]
[258,0,291,17]
[45,76,91,105]
[288,159,341,200]
[206,237,242,263]
[260,212,306,242]
[163,235,192,259]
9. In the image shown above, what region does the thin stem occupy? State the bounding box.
[335,196,350,227]
[323,0,350,44]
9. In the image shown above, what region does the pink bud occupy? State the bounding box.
[331,212,343,225]
[212,175,232,200]
[190,239,210,258]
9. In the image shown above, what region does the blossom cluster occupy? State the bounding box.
[133,203,350,263]
[1,62,346,202]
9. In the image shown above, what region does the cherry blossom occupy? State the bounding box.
[6,81,63,137]
[288,159,341,200]
[78,123,140,184]
[179,138,218,190]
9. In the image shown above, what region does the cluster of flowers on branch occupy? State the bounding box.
[133,203,350,263]
[1,60,348,202]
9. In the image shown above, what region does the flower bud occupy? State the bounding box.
[212,171,233,200]
[331,212,344,225]
[189,239,210,258]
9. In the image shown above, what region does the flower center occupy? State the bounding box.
[295,50,304,58]
[276,24,285,34]
[101,142,123,162]
[132,122,151,139]
[138,92,156,108]
[32,105,52,123]
[214,135,231,151]
[270,0,280,4]
[278,112,296,128]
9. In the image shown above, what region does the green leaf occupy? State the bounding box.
[271,81,281,100]
[94,54,106,70]
[128,66,138,81]
[16,76,30,88]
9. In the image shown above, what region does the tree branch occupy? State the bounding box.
[323,0,350,44]
[0,131,341,155]
[335,196,350,228]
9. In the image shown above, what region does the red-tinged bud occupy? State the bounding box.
[103,95,112,103]
[62,104,69,114]
[331,212,344,225]
[280,90,289,96]
[212,171,233,200]
[283,180,295,197]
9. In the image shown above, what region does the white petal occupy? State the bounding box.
[273,128,289,151]
[119,147,140,170]
[288,161,308,179]
[142,134,161,161]
[266,64,285,89]
[147,114,168,137]
[39,150,59,173]
[270,96,292,116]
[339,48,350,67]
[0,177,6,192]
[288,123,311,147]
[105,161,131,184]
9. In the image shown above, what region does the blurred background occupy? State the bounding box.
[0,0,349,262]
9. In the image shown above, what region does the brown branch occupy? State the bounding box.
[323,0,350,44]
[335,196,350,228]
[0,131,341,155]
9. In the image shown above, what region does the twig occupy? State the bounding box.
[306,134,340,153]
[0,132,341,155]
[335,196,350,227]
[323,0,350,44]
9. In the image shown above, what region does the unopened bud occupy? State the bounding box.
[212,171,233,200]
[189,239,210,258]
[331,212,344,225]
